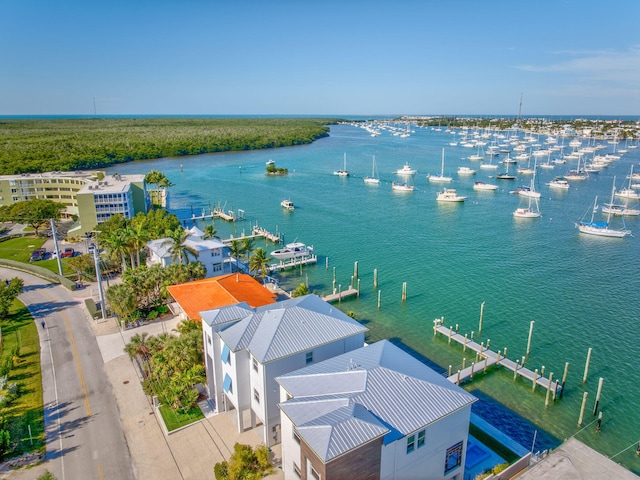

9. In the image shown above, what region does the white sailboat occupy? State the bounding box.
[513,195,541,218]
[364,155,380,185]
[428,148,453,183]
[576,178,631,238]
[333,153,350,176]
[615,165,640,199]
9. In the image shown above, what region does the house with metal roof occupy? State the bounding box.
[276,340,477,480]
[146,226,230,278]
[201,294,368,447]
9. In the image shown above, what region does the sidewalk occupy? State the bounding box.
[3,275,283,480]
[75,283,284,480]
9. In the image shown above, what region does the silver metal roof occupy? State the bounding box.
[218,294,368,362]
[200,302,253,327]
[277,340,477,462]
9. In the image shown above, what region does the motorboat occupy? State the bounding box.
[393,163,417,175]
[266,159,275,166]
[457,166,476,176]
[436,188,467,202]
[547,177,570,190]
[281,199,294,211]
[270,242,314,260]
[392,182,415,192]
[473,181,498,191]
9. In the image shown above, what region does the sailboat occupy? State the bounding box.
[518,162,540,198]
[496,159,515,180]
[576,177,631,238]
[513,195,541,218]
[364,156,380,185]
[428,148,453,183]
[615,165,640,199]
[334,153,350,176]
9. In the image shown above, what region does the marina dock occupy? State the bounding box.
[433,319,560,395]
[252,226,281,243]
[323,286,359,303]
[268,254,318,272]
[190,207,246,222]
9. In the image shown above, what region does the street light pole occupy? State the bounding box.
[50,218,63,276]
[92,246,107,320]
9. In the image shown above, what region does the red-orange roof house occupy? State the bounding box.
[166,273,278,321]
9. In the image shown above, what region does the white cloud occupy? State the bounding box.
[516,46,640,89]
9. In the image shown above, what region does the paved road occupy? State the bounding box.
[1,269,134,480]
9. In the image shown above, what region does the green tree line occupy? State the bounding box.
[0,117,340,175]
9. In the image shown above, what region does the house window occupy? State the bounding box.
[417,430,425,448]
[221,344,231,365]
[310,467,320,480]
[253,388,260,404]
[293,463,301,478]
[444,441,464,473]
[252,357,258,372]
[406,434,415,454]
[305,351,313,365]
[207,335,212,345]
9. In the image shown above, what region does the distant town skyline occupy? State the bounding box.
[2,0,639,116]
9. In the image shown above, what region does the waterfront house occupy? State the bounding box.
[166,272,277,321]
[146,226,231,278]
[201,294,368,447]
[276,340,477,480]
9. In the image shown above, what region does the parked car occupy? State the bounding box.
[30,248,47,261]
[61,248,75,258]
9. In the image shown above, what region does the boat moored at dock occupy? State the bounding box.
[270,242,314,260]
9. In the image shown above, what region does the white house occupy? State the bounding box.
[146,226,230,277]
[276,340,477,480]
[200,294,368,447]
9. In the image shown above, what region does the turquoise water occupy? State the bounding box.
[109,124,640,473]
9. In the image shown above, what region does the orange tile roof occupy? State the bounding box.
[166,273,277,321]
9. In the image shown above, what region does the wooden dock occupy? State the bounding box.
[433,320,561,395]
[323,286,359,303]
[268,255,317,272]
[252,226,281,243]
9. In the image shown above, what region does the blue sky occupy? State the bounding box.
[2,0,639,116]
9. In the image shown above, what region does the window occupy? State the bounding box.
[221,344,231,365]
[253,388,260,404]
[310,467,320,480]
[406,434,415,454]
[293,463,301,478]
[252,357,258,372]
[207,334,211,345]
[444,441,463,473]
[305,351,313,365]
[223,374,233,394]
[417,430,425,448]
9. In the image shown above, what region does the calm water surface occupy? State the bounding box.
[109,124,640,473]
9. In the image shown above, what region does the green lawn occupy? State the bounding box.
[0,236,74,275]
[1,299,45,457]
[158,404,204,432]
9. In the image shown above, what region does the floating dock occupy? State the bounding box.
[322,286,358,303]
[433,319,561,396]
[190,207,245,222]
[252,226,281,243]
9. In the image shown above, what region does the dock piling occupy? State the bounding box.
[514,360,519,380]
[593,377,604,415]
[532,369,538,391]
[463,334,468,352]
[353,261,358,280]
[596,411,603,433]
[578,392,589,426]
[526,320,535,356]
[377,290,381,310]
[402,282,407,301]
[545,372,554,407]
[583,347,592,383]
[478,301,485,335]
[560,362,569,398]
[374,269,378,288]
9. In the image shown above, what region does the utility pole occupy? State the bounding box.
[50,219,63,276]
[92,246,107,319]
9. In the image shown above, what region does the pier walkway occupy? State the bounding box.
[433,320,560,396]
[322,286,359,303]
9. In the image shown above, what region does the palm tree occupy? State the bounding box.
[241,237,254,261]
[292,283,310,298]
[203,223,217,239]
[163,228,197,265]
[228,239,243,272]
[249,248,271,280]
[103,228,130,272]
[129,218,150,268]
